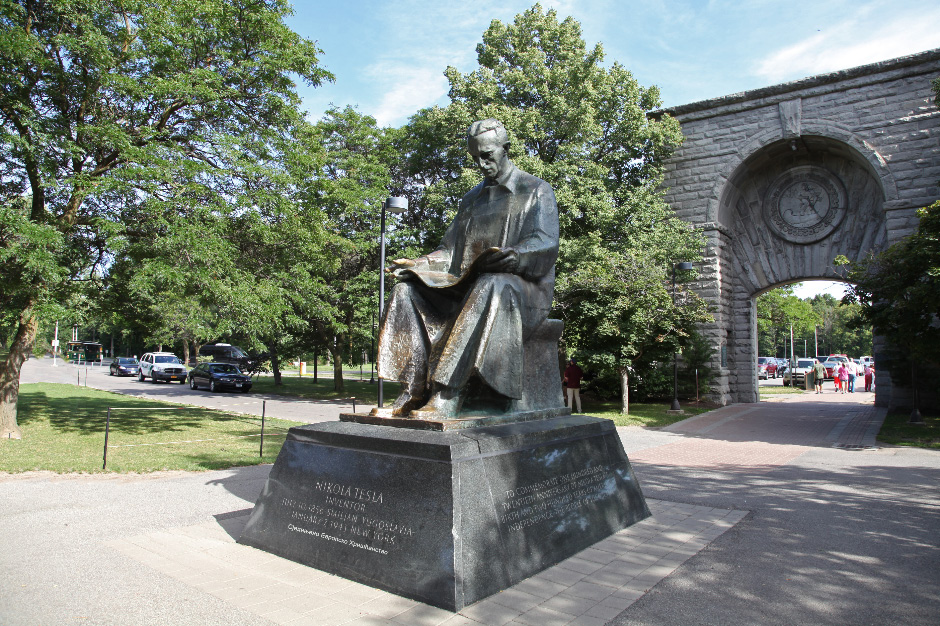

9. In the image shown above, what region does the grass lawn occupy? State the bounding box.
[0,383,299,473]
[579,399,714,428]
[877,410,940,449]
[760,385,806,399]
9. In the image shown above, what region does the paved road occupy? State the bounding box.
[19,356,368,422]
[3,359,938,625]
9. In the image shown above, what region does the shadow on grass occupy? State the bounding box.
[3,384,300,473]
[19,384,214,435]
[586,399,716,428]
[879,410,940,449]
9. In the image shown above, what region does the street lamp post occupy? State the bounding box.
[369,311,375,384]
[670,262,694,412]
[52,321,59,367]
[376,196,408,409]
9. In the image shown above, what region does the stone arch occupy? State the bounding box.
[705,123,899,225]
[660,50,940,408]
[719,133,889,402]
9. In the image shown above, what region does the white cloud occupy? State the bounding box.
[351,0,504,125]
[755,9,940,82]
[368,65,450,126]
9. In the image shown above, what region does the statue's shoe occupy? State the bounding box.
[368,390,426,418]
[409,393,461,419]
[391,390,427,416]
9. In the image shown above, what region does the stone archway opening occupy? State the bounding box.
[719,135,887,404]
[754,279,873,362]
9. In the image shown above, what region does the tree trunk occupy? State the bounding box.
[619,367,629,415]
[331,340,344,393]
[0,311,39,439]
[271,348,282,386]
[181,340,190,368]
[192,341,202,365]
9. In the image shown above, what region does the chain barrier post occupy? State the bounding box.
[103,407,111,470]
[259,400,266,458]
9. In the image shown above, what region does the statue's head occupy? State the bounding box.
[467,119,511,181]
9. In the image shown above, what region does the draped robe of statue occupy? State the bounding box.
[377,163,559,406]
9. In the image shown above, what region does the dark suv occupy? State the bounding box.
[199,344,254,369]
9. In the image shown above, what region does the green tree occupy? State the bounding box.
[299,107,400,393]
[756,285,818,358]
[396,4,709,410]
[806,294,871,357]
[0,0,331,438]
[838,201,940,408]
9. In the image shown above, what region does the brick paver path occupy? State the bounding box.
[630,394,886,471]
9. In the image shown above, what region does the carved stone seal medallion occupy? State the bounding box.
[763,165,847,244]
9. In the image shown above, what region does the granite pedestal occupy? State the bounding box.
[238,415,650,611]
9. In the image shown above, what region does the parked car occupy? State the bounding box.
[822,358,843,380]
[138,352,188,384]
[783,358,817,386]
[188,362,253,393]
[109,357,139,377]
[757,357,778,379]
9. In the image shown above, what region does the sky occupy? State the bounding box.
[282,0,940,298]
[285,0,940,127]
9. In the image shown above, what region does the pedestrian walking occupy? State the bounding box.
[864,364,874,392]
[847,363,857,392]
[837,363,849,394]
[812,359,826,393]
[563,358,583,413]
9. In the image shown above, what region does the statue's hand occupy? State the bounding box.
[386,258,416,275]
[479,248,519,273]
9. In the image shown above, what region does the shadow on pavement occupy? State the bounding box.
[616,457,940,626]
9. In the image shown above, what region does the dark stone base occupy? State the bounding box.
[238,416,650,612]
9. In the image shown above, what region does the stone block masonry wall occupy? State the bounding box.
[658,49,940,407]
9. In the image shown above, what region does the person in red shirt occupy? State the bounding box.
[563,358,583,413]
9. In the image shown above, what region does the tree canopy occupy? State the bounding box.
[756,286,873,360]
[838,200,940,367]
[0,0,332,438]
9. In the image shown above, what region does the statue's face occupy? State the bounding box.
[468,133,510,180]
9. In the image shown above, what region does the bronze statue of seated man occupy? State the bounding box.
[376,118,560,419]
